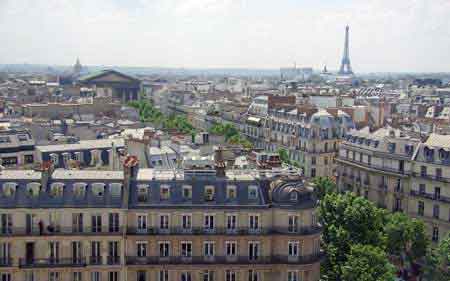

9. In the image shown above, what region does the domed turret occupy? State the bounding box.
[310,109,335,129]
[269,178,315,205]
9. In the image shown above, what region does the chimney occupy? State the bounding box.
[214,146,226,177]
[39,161,55,189]
[123,155,139,209]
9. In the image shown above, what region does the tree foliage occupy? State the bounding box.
[319,192,387,281]
[209,123,253,149]
[423,234,450,281]
[312,177,336,200]
[384,212,429,262]
[342,244,396,281]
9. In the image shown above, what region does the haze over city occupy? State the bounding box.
[2,0,450,72]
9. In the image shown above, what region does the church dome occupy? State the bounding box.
[310,109,335,128]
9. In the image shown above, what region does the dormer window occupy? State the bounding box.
[290,191,298,202]
[227,185,237,200]
[405,144,414,156]
[204,186,215,201]
[388,143,396,153]
[109,183,122,197]
[137,184,148,202]
[50,153,59,166]
[26,182,41,197]
[248,185,258,200]
[91,183,105,197]
[73,183,87,198]
[50,183,64,198]
[438,149,449,161]
[182,185,192,200]
[365,139,371,146]
[3,182,16,198]
[160,185,170,200]
[374,141,379,148]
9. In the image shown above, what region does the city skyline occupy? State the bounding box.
[1,0,450,73]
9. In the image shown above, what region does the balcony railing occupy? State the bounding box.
[410,190,450,204]
[126,226,322,236]
[107,256,120,265]
[89,256,103,265]
[411,172,450,184]
[0,258,12,267]
[19,258,86,268]
[126,253,323,265]
[0,227,124,237]
[338,157,407,175]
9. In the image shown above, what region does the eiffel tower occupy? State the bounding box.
[338,25,354,75]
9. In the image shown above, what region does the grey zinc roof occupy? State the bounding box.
[425,133,450,149]
[37,138,125,153]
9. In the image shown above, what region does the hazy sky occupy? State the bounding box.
[1,0,450,72]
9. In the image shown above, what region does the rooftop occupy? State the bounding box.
[37,138,125,153]
[51,169,124,180]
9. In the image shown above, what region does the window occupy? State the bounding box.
[420,166,427,176]
[311,168,316,178]
[204,214,215,232]
[137,185,148,202]
[91,242,101,264]
[137,271,146,281]
[91,215,102,233]
[73,272,82,281]
[434,187,441,200]
[159,242,170,257]
[324,157,328,165]
[181,272,192,281]
[0,273,11,281]
[418,201,424,216]
[109,213,119,232]
[311,156,316,165]
[202,271,214,281]
[109,183,122,197]
[49,272,60,281]
[137,214,148,233]
[137,242,147,257]
[204,241,215,257]
[108,272,119,281]
[92,183,105,197]
[287,271,299,281]
[182,214,192,231]
[204,186,215,201]
[290,191,298,201]
[288,215,299,233]
[160,185,170,200]
[159,214,169,230]
[367,155,372,165]
[419,184,426,194]
[288,241,300,257]
[248,270,259,281]
[226,185,237,200]
[225,270,236,281]
[432,227,439,242]
[49,212,61,232]
[73,183,86,198]
[50,183,64,198]
[182,185,192,200]
[108,241,119,264]
[436,168,442,179]
[158,270,169,281]
[91,272,101,281]
[433,204,440,219]
[248,186,258,200]
[181,241,192,257]
[226,214,237,232]
[2,182,16,197]
[225,241,237,256]
[0,242,11,264]
[249,214,260,233]
[248,241,259,260]
[25,182,40,198]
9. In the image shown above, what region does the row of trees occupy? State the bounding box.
[128,100,196,135]
[208,123,253,149]
[314,177,450,281]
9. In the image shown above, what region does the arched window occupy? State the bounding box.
[290,191,298,202]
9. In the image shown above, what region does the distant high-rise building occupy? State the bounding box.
[338,26,354,75]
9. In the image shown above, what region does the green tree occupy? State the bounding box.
[384,212,429,263]
[320,192,387,280]
[423,234,450,281]
[312,177,336,200]
[277,148,290,163]
[342,244,396,281]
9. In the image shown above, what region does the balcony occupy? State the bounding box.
[337,157,407,175]
[0,258,12,267]
[19,258,86,268]
[126,253,323,266]
[410,190,450,204]
[126,226,322,236]
[88,256,103,265]
[107,256,120,265]
[0,227,124,237]
[378,184,388,191]
[412,172,450,184]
